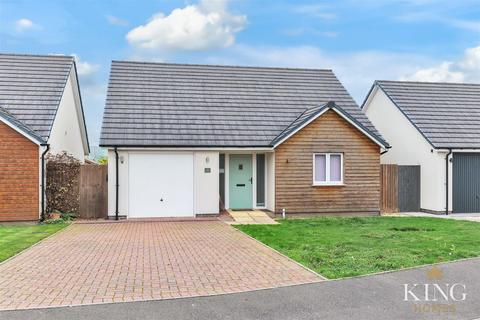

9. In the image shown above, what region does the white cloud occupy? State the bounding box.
[126,0,247,51]
[106,15,129,26]
[282,27,339,38]
[73,56,100,77]
[396,12,480,32]
[76,61,100,77]
[401,44,480,83]
[322,31,340,38]
[293,4,336,20]
[15,18,35,32]
[76,59,100,76]
[448,19,480,32]
[401,62,464,82]
[460,46,480,71]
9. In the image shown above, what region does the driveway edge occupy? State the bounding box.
[2,256,479,314]
[229,223,327,280]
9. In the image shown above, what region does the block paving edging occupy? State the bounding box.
[232,227,327,280]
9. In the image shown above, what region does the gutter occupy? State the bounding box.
[445,149,452,215]
[40,144,50,222]
[99,144,274,150]
[114,146,119,220]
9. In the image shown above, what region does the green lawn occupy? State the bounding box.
[236,217,480,279]
[0,223,68,262]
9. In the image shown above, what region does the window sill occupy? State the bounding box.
[312,183,345,187]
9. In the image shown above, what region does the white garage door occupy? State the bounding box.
[128,153,194,218]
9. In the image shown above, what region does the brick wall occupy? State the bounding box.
[0,121,39,221]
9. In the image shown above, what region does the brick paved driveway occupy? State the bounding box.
[0,221,321,310]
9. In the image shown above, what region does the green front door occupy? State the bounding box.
[229,154,253,209]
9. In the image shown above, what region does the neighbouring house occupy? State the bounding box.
[100,62,389,219]
[0,54,90,221]
[362,80,480,214]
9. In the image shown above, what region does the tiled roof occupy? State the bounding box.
[373,80,480,149]
[270,104,328,146]
[101,61,381,147]
[0,106,44,143]
[0,53,74,140]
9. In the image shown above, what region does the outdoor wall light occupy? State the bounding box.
[206,156,210,163]
[120,156,125,164]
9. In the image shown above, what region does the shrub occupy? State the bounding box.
[46,152,81,216]
[97,156,108,165]
[44,218,65,224]
[60,212,77,221]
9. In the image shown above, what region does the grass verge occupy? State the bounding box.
[236,217,480,279]
[0,223,68,262]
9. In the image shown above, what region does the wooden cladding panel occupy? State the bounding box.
[0,122,39,221]
[275,110,381,214]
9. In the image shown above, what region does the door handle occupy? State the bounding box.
[249,177,253,184]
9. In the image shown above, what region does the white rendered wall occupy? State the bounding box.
[364,87,446,212]
[107,149,220,217]
[48,70,87,161]
[194,151,219,214]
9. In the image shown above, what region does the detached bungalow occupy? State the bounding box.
[0,54,89,221]
[100,62,389,219]
[363,80,480,214]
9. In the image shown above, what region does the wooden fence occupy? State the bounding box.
[397,165,421,212]
[380,164,421,213]
[79,164,108,219]
[380,164,398,213]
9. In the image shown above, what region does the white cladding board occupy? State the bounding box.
[128,153,194,217]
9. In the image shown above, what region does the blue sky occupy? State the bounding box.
[1,0,479,146]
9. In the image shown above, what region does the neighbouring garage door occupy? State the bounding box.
[453,153,480,213]
[128,153,194,218]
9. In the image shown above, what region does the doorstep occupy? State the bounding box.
[226,209,278,225]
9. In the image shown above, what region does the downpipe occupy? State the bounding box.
[115,146,119,220]
[40,144,50,222]
[445,149,452,215]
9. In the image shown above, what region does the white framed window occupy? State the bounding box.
[313,153,343,186]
